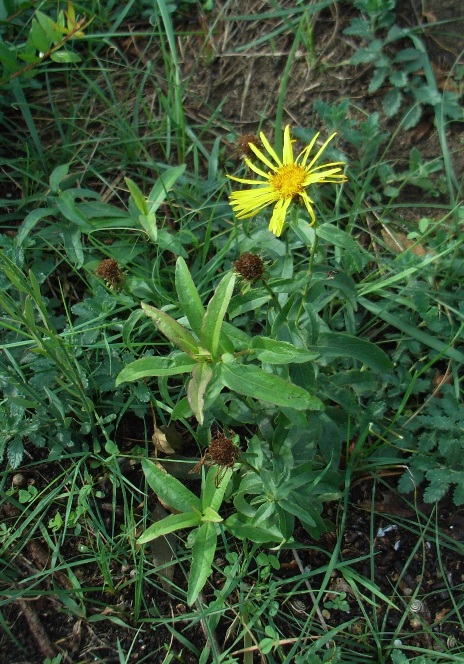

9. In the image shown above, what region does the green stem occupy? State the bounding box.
[295,231,319,326]
[274,17,304,154]
[261,279,283,315]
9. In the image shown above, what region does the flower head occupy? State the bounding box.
[233,252,265,282]
[208,431,240,468]
[228,125,347,237]
[235,133,263,160]
[95,258,125,290]
[190,430,241,482]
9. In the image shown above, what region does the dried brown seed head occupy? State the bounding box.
[95,258,125,290]
[233,252,265,282]
[236,134,263,160]
[208,431,240,468]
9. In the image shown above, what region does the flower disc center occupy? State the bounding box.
[270,164,307,199]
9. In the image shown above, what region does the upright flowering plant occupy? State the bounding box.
[228,125,347,237]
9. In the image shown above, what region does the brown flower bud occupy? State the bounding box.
[236,134,263,160]
[233,252,265,282]
[95,258,125,290]
[208,431,240,467]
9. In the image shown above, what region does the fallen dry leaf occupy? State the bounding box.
[381,229,433,256]
[149,502,177,590]
[152,424,184,454]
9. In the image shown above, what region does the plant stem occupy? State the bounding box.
[261,279,283,315]
[295,231,319,326]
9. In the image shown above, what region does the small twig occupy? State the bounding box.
[16,595,60,661]
[0,17,88,86]
[314,0,340,65]
[291,548,329,634]
[240,60,254,120]
[195,591,223,657]
[230,635,316,657]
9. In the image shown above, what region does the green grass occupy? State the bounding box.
[1,0,464,662]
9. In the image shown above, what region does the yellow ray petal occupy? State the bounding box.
[305,133,338,172]
[227,125,348,236]
[258,131,282,168]
[227,175,267,185]
[245,158,273,179]
[307,161,346,173]
[248,142,279,173]
[230,190,277,208]
[282,125,296,165]
[304,167,347,185]
[269,198,292,236]
[300,192,316,225]
[298,132,320,167]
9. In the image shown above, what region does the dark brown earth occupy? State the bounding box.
[3,453,464,663]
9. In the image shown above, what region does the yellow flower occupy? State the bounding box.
[228,125,347,237]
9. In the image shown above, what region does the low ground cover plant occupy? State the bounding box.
[1,0,463,662]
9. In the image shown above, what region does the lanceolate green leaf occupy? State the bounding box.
[252,337,318,364]
[137,212,157,243]
[187,362,213,425]
[115,353,197,385]
[141,458,201,513]
[31,17,51,53]
[49,163,70,192]
[56,191,93,231]
[125,179,158,242]
[141,302,207,358]
[224,514,284,543]
[316,223,364,271]
[137,511,201,544]
[125,178,148,215]
[16,208,58,246]
[219,359,323,411]
[187,521,217,605]
[309,332,393,372]
[175,257,205,337]
[147,164,186,214]
[175,258,235,355]
[201,507,222,523]
[202,466,233,512]
[200,272,236,359]
[279,497,316,528]
[35,10,62,42]
[61,225,84,267]
[50,50,81,63]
